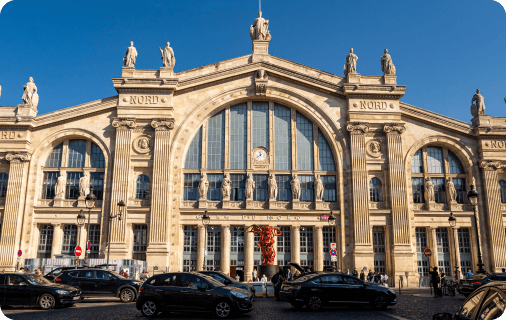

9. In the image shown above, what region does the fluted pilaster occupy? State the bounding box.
[291,226,300,264]
[221,225,231,275]
[314,226,323,271]
[197,225,206,271]
[244,225,254,281]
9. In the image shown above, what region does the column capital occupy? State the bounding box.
[479,159,502,171]
[383,123,406,135]
[52,223,62,228]
[112,117,136,130]
[198,225,206,230]
[291,225,300,231]
[315,225,323,231]
[5,152,31,163]
[346,121,369,134]
[151,118,175,131]
[222,225,231,230]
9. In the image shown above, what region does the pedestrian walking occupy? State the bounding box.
[261,274,268,297]
[272,267,285,300]
[429,267,442,297]
[359,270,365,281]
[467,269,473,278]
[253,268,258,281]
[352,268,358,277]
[384,273,389,287]
[380,273,385,285]
[367,270,374,282]
[374,272,380,284]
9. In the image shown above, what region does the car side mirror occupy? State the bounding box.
[432,313,453,320]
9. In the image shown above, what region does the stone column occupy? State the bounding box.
[478,160,506,271]
[429,227,439,270]
[346,122,373,269]
[51,224,63,258]
[291,226,300,266]
[197,225,206,271]
[78,226,87,250]
[109,118,136,258]
[314,226,324,271]
[0,153,30,269]
[146,119,175,268]
[469,227,479,274]
[452,227,461,280]
[384,225,393,281]
[244,225,254,281]
[221,225,231,275]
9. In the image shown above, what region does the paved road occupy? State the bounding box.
[1,288,465,320]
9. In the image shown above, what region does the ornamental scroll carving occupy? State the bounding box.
[151,119,175,131]
[255,69,268,96]
[346,122,369,134]
[5,152,31,162]
[132,136,152,154]
[112,118,136,130]
[384,123,406,134]
[479,159,502,171]
[365,140,382,158]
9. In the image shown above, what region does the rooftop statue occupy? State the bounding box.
[123,41,138,68]
[21,77,39,108]
[159,42,175,69]
[343,48,358,76]
[250,11,271,41]
[381,49,396,75]
[471,89,486,117]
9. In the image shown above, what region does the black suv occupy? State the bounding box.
[279,273,396,311]
[199,271,255,295]
[457,273,506,297]
[55,268,141,302]
[0,273,81,309]
[136,272,253,318]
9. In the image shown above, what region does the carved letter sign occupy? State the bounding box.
[130,96,160,104]
[490,141,506,149]
[360,101,388,110]
[1,132,16,139]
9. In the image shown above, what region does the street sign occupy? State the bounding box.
[423,248,432,259]
[204,249,208,258]
[363,267,367,271]
[331,256,337,262]
[330,249,337,256]
[74,246,82,257]
[320,215,328,221]
[330,243,336,250]
[87,240,91,250]
[16,257,21,262]
[17,250,22,257]
[153,266,158,271]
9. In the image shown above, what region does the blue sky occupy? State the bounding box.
[0,0,505,122]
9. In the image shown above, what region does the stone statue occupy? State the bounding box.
[471,89,486,117]
[123,41,138,68]
[21,77,39,108]
[245,173,255,200]
[424,177,435,202]
[268,174,277,200]
[314,174,324,201]
[370,141,381,154]
[54,174,67,199]
[138,137,149,150]
[221,173,232,200]
[249,11,271,41]
[447,177,457,202]
[159,42,175,69]
[381,49,396,75]
[79,173,90,198]
[290,174,301,201]
[343,48,358,76]
[198,173,209,200]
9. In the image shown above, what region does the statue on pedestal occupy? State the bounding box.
[315,174,324,201]
[221,173,232,200]
[245,225,281,265]
[123,41,138,68]
[199,173,209,200]
[290,174,301,201]
[471,89,486,117]
[22,77,39,108]
[268,173,277,200]
[79,173,90,198]
[381,49,396,75]
[54,174,67,199]
[249,11,271,41]
[343,48,358,76]
[424,177,435,202]
[245,173,255,200]
[447,177,457,202]
[159,42,175,69]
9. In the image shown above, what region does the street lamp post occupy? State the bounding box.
[83,188,96,263]
[201,211,210,271]
[107,200,126,270]
[448,212,459,280]
[76,210,85,268]
[467,185,486,274]
[328,212,337,272]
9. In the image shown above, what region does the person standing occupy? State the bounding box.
[272,267,285,301]
[360,270,365,281]
[253,268,258,281]
[235,274,240,282]
[261,274,268,297]
[384,273,389,287]
[286,269,292,281]
[429,267,441,297]
[352,268,358,277]
[374,272,380,284]
[346,269,351,275]
[367,270,374,282]
[467,269,473,278]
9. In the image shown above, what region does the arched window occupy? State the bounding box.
[90,143,105,168]
[274,104,291,170]
[318,130,335,171]
[500,180,506,203]
[68,139,87,168]
[207,111,225,169]
[230,103,247,169]
[136,175,150,200]
[296,112,313,171]
[0,173,8,198]
[45,143,63,167]
[369,178,383,202]
[185,128,202,169]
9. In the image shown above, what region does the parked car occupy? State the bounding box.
[433,282,506,320]
[0,273,81,309]
[54,268,141,302]
[136,272,253,318]
[457,273,506,297]
[199,271,255,295]
[279,273,396,311]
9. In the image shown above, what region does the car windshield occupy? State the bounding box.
[199,274,225,287]
[26,275,52,285]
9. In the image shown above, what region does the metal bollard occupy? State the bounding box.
[398,276,401,295]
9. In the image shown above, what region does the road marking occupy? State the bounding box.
[377,311,411,320]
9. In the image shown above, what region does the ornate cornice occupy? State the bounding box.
[479,160,502,171]
[112,118,136,130]
[151,119,175,131]
[346,122,369,134]
[5,152,31,163]
[384,123,406,134]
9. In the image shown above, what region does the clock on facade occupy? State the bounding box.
[254,149,267,161]
[252,147,269,169]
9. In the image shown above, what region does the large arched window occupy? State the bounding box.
[136,175,150,200]
[500,180,506,203]
[369,178,383,203]
[410,146,467,205]
[41,139,106,201]
[0,173,8,198]
[183,101,337,205]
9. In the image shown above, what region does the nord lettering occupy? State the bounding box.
[129,96,160,105]
[489,141,506,149]
[0,131,16,139]
[359,101,387,110]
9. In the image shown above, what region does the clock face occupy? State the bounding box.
[254,149,267,161]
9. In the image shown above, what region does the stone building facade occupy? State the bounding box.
[0,16,505,285]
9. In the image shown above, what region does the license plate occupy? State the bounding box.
[73,296,80,300]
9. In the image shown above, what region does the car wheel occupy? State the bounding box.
[371,293,388,310]
[140,300,159,318]
[119,288,135,303]
[214,301,232,318]
[39,293,56,310]
[307,295,322,311]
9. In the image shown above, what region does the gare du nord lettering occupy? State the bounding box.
[129,95,160,104]
[360,100,388,110]
[490,140,506,148]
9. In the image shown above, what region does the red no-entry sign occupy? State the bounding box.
[17,250,22,257]
[423,248,432,259]
[330,249,337,256]
[75,246,82,257]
